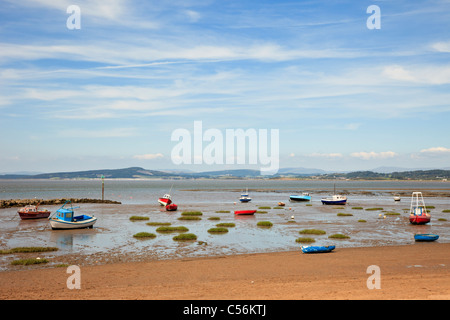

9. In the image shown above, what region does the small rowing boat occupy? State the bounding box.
[301,245,335,254]
[165,203,178,211]
[289,193,311,202]
[234,210,256,215]
[414,234,439,242]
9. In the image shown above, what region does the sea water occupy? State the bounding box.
[0,179,449,270]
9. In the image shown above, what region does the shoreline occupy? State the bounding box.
[1,243,450,300]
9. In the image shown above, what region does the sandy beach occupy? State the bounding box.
[1,243,449,300]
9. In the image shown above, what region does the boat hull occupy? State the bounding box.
[49,216,97,230]
[289,195,311,202]
[158,198,171,206]
[165,204,178,211]
[301,245,335,253]
[18,211,51,220]
[321,199,347,205]
[239,198,251,202]
[414,234,439,242]
[234,210,256,215]
[409,215,430,225]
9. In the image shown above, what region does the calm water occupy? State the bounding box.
[1,179,449,270]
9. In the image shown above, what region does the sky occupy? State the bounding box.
[1,0,450,174]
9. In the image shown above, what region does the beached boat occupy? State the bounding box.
[409,192,430,225]
[321,184,347,205]
[289,193,311,202]
[17,204,51,220]
[301,245,335,254]
[234,210,256,215]
[48,201,97,230]
[278,202,285,206]
[165,203,178,211]
[158,194,172,206]
[321,194,347,205]
[414,234,439,242]
[239,189,252,202]
[393,194,401,201]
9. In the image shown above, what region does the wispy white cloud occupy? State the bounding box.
[350,151,397,160]
[133,153,164,160]
[420,147,450,154]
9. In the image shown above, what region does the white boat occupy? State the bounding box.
[393,194,401,201]
[48,201,97,230]
[321,184,347,205]
[239,188,252,202]
[158,194,172,206]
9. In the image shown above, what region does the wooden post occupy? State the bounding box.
[101,175,104,201]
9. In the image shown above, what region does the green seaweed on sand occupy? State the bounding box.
[11,258,49,265]
[298,229,326,235]
[257,221,273,227]
[337,213,353,216]
[146,222,171,226]
[295,237,315,243]
[129,216,149,221]
[156,226,189,233]
[133,232,156,239]
[216,223,235,227]
[207,227,229,233]
[328,234,350,239]
[0,247,58,254]
[173,233,197,241]
[181,211,203,216]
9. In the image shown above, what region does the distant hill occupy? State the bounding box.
[0,167,449,180]
[0,167,178,180]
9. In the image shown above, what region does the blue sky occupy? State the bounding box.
[1,0,450,174]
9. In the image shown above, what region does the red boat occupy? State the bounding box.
[17,205,51,220]
[158,194,172,206]
[409,213,431,225]
[409,192,431,225]
[234,210,256,215]
[165,203,178,211]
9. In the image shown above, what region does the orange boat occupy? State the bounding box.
[234,210,256,215]
[17,205,51,220]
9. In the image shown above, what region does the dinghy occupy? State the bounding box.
[414,234,439,242]
[234,210,256,215]
[289,193,311,202]
[165,203,178,211]
[301,245,335,253]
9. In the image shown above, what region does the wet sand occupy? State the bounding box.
[1,243,449,300]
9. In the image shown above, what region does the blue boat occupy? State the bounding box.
[48,201,97,230]
[301,245,335,253]
[414,234,439,242]
[289,193,311,202]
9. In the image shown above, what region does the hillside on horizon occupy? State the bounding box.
[1,166,449,180]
